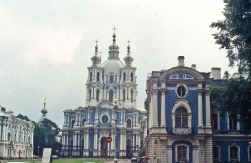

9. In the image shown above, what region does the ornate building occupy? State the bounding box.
[145,56,251,163]
[0,106,34,159]
[61,31,147,158]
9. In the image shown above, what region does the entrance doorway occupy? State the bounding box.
[100,137,108,157]
[126,139,132,158]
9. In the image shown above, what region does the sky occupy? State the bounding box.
[0,0,237,128]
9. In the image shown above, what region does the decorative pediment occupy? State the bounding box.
[98,101,114,108]
[159,67,204,80]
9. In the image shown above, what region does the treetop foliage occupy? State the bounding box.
[210,0,251,76]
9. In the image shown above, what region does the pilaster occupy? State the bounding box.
[197,89,204,134]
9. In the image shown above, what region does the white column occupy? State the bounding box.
[160,89,166,127]
[205,89,211,127]
[152,89,158,127]
[94,130,97,156]
[197,88,204,134]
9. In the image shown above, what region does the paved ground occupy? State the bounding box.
[104,159,131,163]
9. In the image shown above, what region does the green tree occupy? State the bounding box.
[139,146,146,157]
[210,0,251,134]
[210,0,251,76]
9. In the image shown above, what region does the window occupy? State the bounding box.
[177,145,187,161]
[123,73,126,81]
[89,89,91,102]
[123,89,126,101]
[230,146,239,161]
[213,146,220,161]
[72,120,75,128]
[130,89,133,103]
[211,113,218,130]
[97,72,100,81]
[131,73,133,81]
[175,107,188,128]
[96,89,99,102]
[229,118,237,130]
[7,132,10,141]
[102,115,109,124]
[109,90,113,102]
[127,119,132,128]
[90,72,92,81]
[110,75,114,83]
[177,85,186,97]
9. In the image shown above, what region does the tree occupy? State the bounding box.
[210,0,251,134]
[16,114,62,156]
[210,0,251,76]
[210,76,251,134]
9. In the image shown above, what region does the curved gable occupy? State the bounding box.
[159,66,205,80]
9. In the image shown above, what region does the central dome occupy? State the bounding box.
[102,59,125,75]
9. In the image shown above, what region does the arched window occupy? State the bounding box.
[96,89,99,101]
[131,73,133,81]
[211,113,218,130]
[123,73,126,81]
[175,107,188,128]
[127,119,132,128]
[110,75,114,83]
[109,90,113,102]
[90,72,92,81]
[72,120,75,128]
[7,132,10,141]
[131,89,133,103]
[177,85,186,97]
[97,72,100,81]
[123,89,126,101]
[89,89,91,102]
[82,118,86,127]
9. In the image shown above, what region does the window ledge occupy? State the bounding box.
[173,127,192,134]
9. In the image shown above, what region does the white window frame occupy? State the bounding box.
[227,117,239,130]
[213,145,221,162]
[175,83,188,98]
[228,144,240,162]
[175,144,189,162]
[172,99,192,128]
[248,146,251,161]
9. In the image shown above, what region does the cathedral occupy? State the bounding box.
[145,56,251,163]
[61,31,147,158]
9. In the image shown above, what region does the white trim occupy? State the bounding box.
[175,144,189,162]
[213,145,221,162]
[175,83,188,98]
[248,146,251,161]
[228,144,240,162]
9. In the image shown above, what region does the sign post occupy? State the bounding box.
[42,148,52,163]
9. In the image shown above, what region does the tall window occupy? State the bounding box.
[110,75,114,83]
[89,89,91,102]
[177,85,186,97]
[123,89,126,101]
[229,118,237,130]
[96,89,99,102]
[131,73,133,81]
[123,73,126,81]
[7,132,10,141]
[130,89,133,103]
[109,90,113,102]
[127,119,132,128]
[177,145,187,161]
[175,107,188,128]
[211,113,218,130]
[230,146,239,161]
[90,72,92,81]
[213,146,219,161]
[97,72,100,81]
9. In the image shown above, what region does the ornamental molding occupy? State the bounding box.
[173,127,192,134]
[169,135,196,145]
[98,101,114,108]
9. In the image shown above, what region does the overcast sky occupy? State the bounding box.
[0,0,237,127]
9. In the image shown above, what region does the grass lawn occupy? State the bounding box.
[5,158,108,163]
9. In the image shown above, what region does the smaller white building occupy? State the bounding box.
[0,106,34,159]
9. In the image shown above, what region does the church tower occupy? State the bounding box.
[61,29,146,159]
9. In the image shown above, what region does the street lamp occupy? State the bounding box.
[113,99,118,163]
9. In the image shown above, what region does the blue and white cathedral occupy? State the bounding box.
[61,32,147,158]
[146,56,251,163]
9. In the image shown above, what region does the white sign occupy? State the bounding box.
[42,148,51,163]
